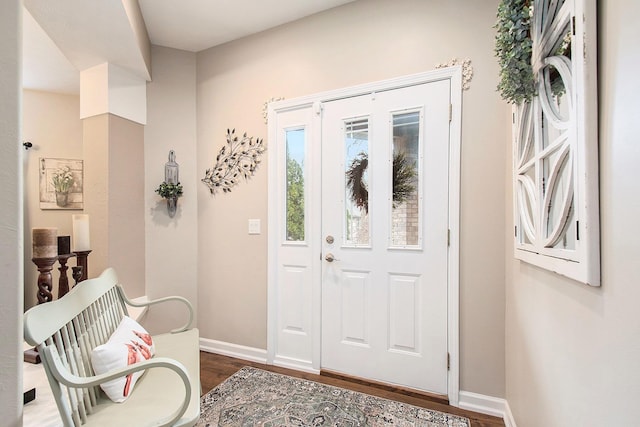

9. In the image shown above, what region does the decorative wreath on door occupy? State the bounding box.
[346,152,416,214]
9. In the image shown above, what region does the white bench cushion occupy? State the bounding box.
[91,316,156,403]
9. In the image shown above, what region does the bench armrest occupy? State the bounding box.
[43,345,191,427]
[117,285,194,333]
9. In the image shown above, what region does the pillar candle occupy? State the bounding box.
[72,214,91,252]
[57,236,71,255]
[32,228,58,258]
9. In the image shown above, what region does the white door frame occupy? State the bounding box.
[267,67,463,405]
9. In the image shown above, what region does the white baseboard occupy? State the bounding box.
[199,337,268,364]
[198,338,320,374]
[458,391,516,427]
[503,401,517,427]
[272,355,319,374]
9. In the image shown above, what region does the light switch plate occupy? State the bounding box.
[248,219,261,235]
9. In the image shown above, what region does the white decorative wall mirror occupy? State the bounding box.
[498,0,599,286]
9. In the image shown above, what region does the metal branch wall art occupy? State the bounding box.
[202,129,266,194]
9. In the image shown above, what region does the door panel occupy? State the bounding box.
[321,81,450,394]
[270,105,319,370]
[388,273,420,353]
[339,270,370,345]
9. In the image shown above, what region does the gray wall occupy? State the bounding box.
[14,2,640,424]
[505,0,640,424]
[22,90,82,308]
[194,0,508,397]
[0,1,23,425]
[143,45,198,334]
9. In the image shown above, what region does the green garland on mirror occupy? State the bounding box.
[494,0,535,104]
[495,0,572,104]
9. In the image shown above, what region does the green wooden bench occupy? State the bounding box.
[23,268,200,427]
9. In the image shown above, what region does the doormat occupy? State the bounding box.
[198,366,469,426]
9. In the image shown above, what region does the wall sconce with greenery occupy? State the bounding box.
[156,150,182,218]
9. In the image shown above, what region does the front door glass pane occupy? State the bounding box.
[344,118,370,246]
[391,112,420,247]
[286,128,305,242]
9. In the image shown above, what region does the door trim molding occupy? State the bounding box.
[267,67,463,405]
[448,67,463,406]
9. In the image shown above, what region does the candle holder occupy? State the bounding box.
[72,266,83,285]
[57,253,75,298]
[32,256,58,304]
[24,349,41,364]
[74,250,92,282]
[27,227,58,364]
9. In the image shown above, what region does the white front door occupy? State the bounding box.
[320,80,451,394]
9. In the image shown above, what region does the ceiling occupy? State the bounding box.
[138,0,356,52]
[22,0,356,94]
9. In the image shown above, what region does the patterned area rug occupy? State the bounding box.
[198,367,470,426]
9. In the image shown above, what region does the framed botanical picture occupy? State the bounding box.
[39,158,84,210]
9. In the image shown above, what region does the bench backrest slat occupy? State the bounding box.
[71,316,99,406]
[67,320,94,416]
[24,268,121,346]
[24,268,128,427]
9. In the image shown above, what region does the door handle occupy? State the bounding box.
[325,253,339,262]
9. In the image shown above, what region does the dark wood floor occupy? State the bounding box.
[200,352,505,427]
